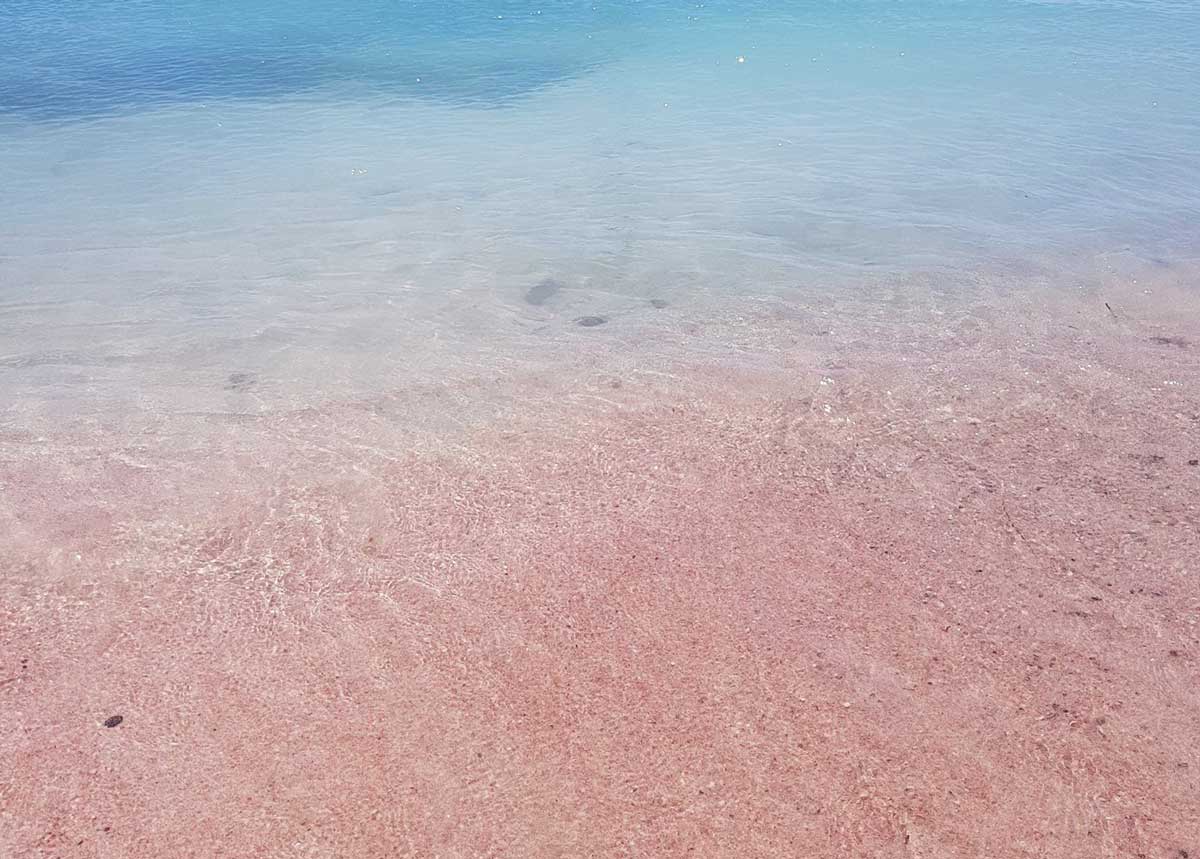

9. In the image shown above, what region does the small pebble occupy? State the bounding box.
[525,278,562,306]
[226,372,257,392]
[103,715,123,728]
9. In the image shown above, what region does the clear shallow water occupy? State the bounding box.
[1,0,1199,419]
[8,8,1200,855]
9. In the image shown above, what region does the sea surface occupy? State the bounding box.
[2,0,1199,424]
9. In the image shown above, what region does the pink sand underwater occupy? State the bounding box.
[2,266,1199,857]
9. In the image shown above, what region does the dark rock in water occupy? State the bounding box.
[525,278,562,306]
[649,299,669,309]
[226,371,257,392]
[576,316,608,327]
[103,715,123,728]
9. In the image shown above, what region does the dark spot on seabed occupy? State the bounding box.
[576,316,608,327]
[103,715,123,728]
[226,371,257,392]
[649,298,669,309]
[524,278,562,306]
[1149,335,1188,348]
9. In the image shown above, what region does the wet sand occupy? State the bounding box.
[2,264,1199,857]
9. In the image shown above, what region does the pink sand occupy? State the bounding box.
[2,269,1199,857]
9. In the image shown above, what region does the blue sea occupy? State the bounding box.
[1,0,1198,420]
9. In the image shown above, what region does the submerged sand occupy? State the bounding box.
[2,261,1198,857]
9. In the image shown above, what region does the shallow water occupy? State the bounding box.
[3,0,1200,424]
[4,5,1200,856]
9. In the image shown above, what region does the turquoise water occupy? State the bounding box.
[1,1,1199,415]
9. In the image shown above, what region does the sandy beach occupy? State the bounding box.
[3,259,1198,857]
